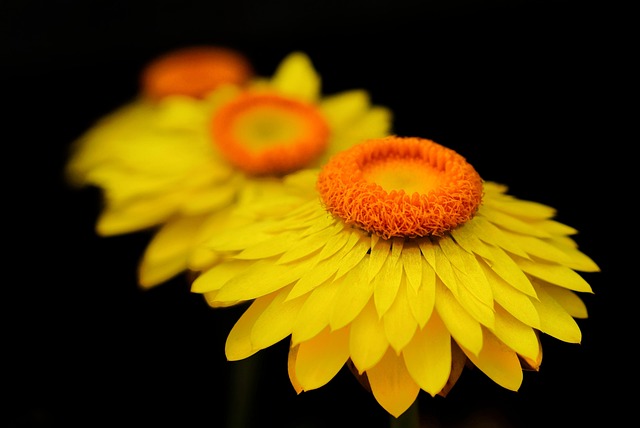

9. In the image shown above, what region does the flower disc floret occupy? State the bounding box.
[317,136,484,238]
[211,91,331,175]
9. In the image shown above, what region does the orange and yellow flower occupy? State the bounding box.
[65,50,393,288]
[191,136,599,418]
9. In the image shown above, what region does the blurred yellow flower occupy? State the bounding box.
[140,45,253,100]
[66,50,393,288]
[191,136,599,418]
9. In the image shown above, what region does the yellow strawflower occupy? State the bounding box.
[191,136,599,418]
[65,50,393,288]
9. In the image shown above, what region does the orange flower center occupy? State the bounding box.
[317,136,484,239]
[141,46,253,100]
[210,92,330,176]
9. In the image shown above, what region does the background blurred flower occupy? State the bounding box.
[65,50,393,288]
[191,136,599,418]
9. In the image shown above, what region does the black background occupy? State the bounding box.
[4,1,631,427]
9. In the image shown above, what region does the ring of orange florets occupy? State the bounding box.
[210,91,330,176]
[316,136,484,239]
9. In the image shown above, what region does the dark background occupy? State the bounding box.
[4,1,630,427]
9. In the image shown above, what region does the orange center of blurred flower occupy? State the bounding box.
[210,92,330,176]
[317,136,484,239]
[141,46,253,100]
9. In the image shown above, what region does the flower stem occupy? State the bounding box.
[227,354,261,428]
[390,399,420,428]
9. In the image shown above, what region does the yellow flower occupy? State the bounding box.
[191,136,599,418]
[65,51,393,288]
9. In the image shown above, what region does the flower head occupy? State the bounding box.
[191,136,599,417]
[140,45,254,100]
[65,51,393,288]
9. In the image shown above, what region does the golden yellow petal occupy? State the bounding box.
[440,237,494,308]
[277,224,338,264]
[435,279,483,355]
[467,216,529,259]
[213,259,308,302]
[492,305,541,362]
[372,254,403,318]
[368,235,391,281]
[235,231,305,259]
[479,260,540,328]
[96,199,177,235]
[545,237,601,272]
[514,254,594,293]
[500,231,579,266]
[450,226,494,261]
[329,259,373,330]
[291,279,341,344]
[269,51,320,103]
[334,233,371,279]
[318,89,369,131]
[539,283,588,319]
[288,344,303,394]
[250,286,303,351]
[530,282,583,343]
[452,269,495,329]
[482,244,537,297]
[288,255,340,300]
[462,328,523,391]
[400,243,423,292]
[191,259,254,293]
[403,311,452,396]
[366,348,420,418]
[225,296,275,361]
[139,215,208,288]
[407,262,436,328]
[482,194,556,220]
[383,279,418,353]
[294,326,350,391]
[349,299,389,372]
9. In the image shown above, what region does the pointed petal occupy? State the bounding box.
[349,300,389,372]
[367,348,420,418]
[403,312,451,396]
[294,327,350,391]
[462,329,523,391]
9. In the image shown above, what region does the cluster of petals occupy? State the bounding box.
[65,47,392,288]
[191,137,599,417]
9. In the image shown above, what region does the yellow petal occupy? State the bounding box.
[349,299,389,372]
[251,286,303,351]
[269,51,320,103]
[403,312,451,396]
[482,243,537,297]
[480,205,552,238]
[400,243,423,292]
[226,296,275,361]
[292,279,340,344]
[530,282,583,343]
[367,348,420,418]
[462,328,523,391]
[383,279,418,353]
[479,260,540,328]
[514,255,594,293]
[492,305,541,362]
[467,216,529,259]
[407,262,436,328]
[294,326,350,391]
[213,259,307,302]
[318,89,369,130]
[191,259,254,293]
[329,259,373,329]
[539,283,589,319]
[139,215,208,288]
[435,279,483,355]
[372,254,403,317]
